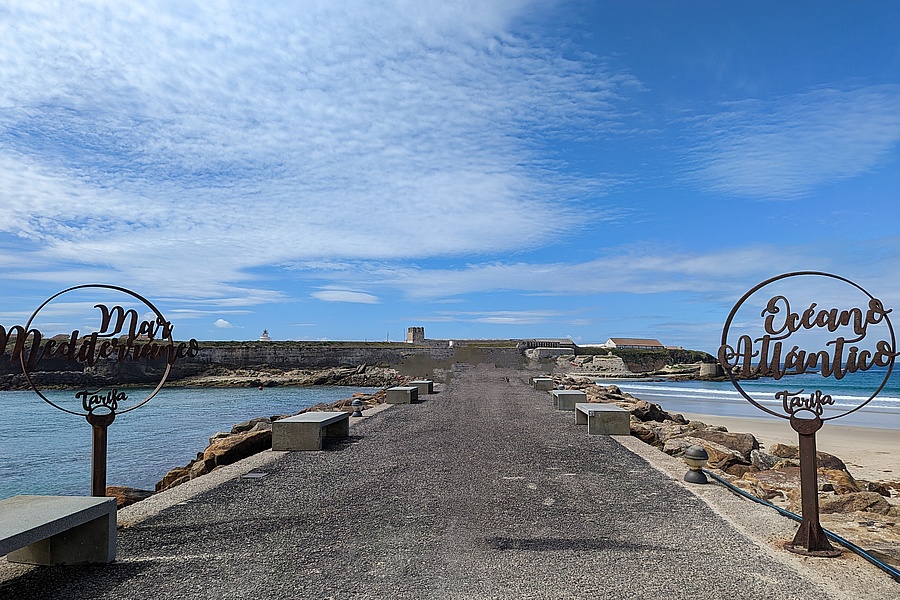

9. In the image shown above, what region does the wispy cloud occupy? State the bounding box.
[294,236,900,307]
[684,85,900,199]
[311,289,379,304]
[0,1,632,308]
[419,309,565,325]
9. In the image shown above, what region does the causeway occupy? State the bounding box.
[1,364,893,599]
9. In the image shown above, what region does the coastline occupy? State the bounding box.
[677,411,899,484]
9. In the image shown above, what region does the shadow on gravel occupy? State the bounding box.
[324,435,364,450]
[0,560,150,598]
[484,536,676,553]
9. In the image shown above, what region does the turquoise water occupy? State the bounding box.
[0,386,376,500]
[611,367,900,430]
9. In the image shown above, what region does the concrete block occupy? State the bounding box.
[408,380,434,395]
[575,402,630,435]
[272,412,349,451]
[0,495,116,565]
[532,377,554,391]
[386,386,419,404]
[551,390,586,411]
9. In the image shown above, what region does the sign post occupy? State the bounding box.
[4,284,200,497]
[718,271,896,556]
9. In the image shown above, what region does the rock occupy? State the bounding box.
[156,466,191,491]
[860,481,892,497]
[724,463,758,477]
[106,486,154,509]
[629,421,660,446]
[750,449,779,471]
[740,467,800,501]
[662,436,749,471]
[818,492,897,515]
[231,416,271,434]
[680,430,759,461]
[819,468,861,495]
[630,400,687,423]
[729,478,773,500]
[769,443,798,459]
[768,443,847,471]
[203,428,272,468]
[209,431,231,445]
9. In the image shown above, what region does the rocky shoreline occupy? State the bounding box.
[164,364,404,389]
[553,377,900,567]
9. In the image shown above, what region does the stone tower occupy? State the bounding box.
[406,327,425,344]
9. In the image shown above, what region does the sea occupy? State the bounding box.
[0,386,377,501]
[609,367,900,431]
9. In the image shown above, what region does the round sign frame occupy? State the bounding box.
[20,283,174,416]
[720,271,896,421]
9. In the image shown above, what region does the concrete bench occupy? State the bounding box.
[408,380,434,395]
[551,389,586,411]
[272,411,350,451]
[575,403,630,435]
[0,495,116,565]
[532,377,555,391]
[386,386,419,404]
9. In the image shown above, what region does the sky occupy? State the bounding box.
[1,1,899,353]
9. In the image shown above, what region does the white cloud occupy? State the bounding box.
[311,289,379,304]
[420,309,564,325]
[214,318,238,328]
[0,0,631,307]
[684,85,900,199]
[295,235,900,312]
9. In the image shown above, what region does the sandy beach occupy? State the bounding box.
[679,411,899,484]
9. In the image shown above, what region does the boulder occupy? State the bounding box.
[819,468,861,495]
[231,416,272,434]
[769,443,847,471]
[740,467,800,501]
[156,465,191,491]
[860,481,892,497]
[679,430,759,461]
[630,421,660,446]
[106,486,154,509]
[203,428,272,468]
[662,436,749,471]
[750,449,779,471]
[629,400,687,424]
[817,492,899,516]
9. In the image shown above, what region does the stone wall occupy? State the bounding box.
[0,343,526,388]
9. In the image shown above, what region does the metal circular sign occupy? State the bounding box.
[18,284,195,416]
[718,271,897,422]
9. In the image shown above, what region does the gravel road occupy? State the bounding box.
[1,363,894,599]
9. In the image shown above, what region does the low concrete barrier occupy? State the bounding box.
[532,377,554,391]
[574,402,630,435]
[272,412,350,450]
[386,386,419,404]
[408,380,434,395]
[551,390,586,411]
[0,495,117,565]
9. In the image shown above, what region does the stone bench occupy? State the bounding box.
[272,411,350,451]
[531,377,555,391]
[0,495,116,565]
[551,389,586,411]
[386,386,419,404]
[408,380,434,395]
[575,403,630,435]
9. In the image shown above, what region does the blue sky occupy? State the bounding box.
[1,1,899,353]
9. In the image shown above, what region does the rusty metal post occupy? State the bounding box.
[786,416,840,556]
[86,412,115,497]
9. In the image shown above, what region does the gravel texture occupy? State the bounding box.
[1,364,895,599]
